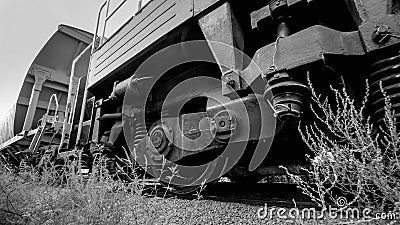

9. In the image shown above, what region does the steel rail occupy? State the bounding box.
[145,182,316,208]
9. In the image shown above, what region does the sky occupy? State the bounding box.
[0,0,149,119]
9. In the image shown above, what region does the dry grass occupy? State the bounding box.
[284,77,400,222]
[2,78,400,224]
[2,155,397,224]
[0,155,161,225]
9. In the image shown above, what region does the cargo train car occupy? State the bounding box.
[0,25,92,167]
[1,0,400,193]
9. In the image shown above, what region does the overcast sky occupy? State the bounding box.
[0,0,152,120]
[0,0,100,119]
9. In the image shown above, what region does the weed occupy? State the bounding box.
[284,75,400,216]
[0,152,162,224]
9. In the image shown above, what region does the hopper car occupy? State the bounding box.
[1,0,400,193]
[0,25,92,169]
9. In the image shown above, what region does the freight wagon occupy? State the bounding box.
[0,25,92,167]
[1,0,399,193]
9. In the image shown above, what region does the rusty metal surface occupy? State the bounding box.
[136,92,275,163]
[193,0,222,16]
[358,15,400,52]
[346,0,390,23]
[241,25,365,86]
[198,2,245,96]
[251,0,309,29]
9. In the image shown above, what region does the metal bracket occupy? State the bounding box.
[222,69,241,91]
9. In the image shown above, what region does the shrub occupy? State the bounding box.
[284,75,400,214]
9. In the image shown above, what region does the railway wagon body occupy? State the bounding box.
[0,25,92,166]
[76,0,400,190]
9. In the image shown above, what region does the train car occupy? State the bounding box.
[0,25,92,168]
[74,0,400,193]
[2,0,400,194]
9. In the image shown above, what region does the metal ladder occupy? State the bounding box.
[28,94,59,155]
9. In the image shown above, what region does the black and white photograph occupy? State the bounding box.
[0,0,399,224]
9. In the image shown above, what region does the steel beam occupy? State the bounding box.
[240,25,365,86]
[22,69,51,133]
[198,2,245,97]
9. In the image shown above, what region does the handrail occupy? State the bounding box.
[94,0,144,49]
[44,94,59,125]
[69,76,86,125]
[106,0,128,21]
[101,0,132,46]
[59,43,93,150]
[100,0,111,45]
[75,77,91,146]
[93,1,107,50]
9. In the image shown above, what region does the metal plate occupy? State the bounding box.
[89,0,194,88]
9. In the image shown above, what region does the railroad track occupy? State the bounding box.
[144,181,317,208]
[12,164,317,209]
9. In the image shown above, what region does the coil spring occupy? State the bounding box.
[368,54,400,126]
[264,75,309,121]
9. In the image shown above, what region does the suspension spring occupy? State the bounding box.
[368,54,400,126]
[264,75,310,120]
[263,0,309,121]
